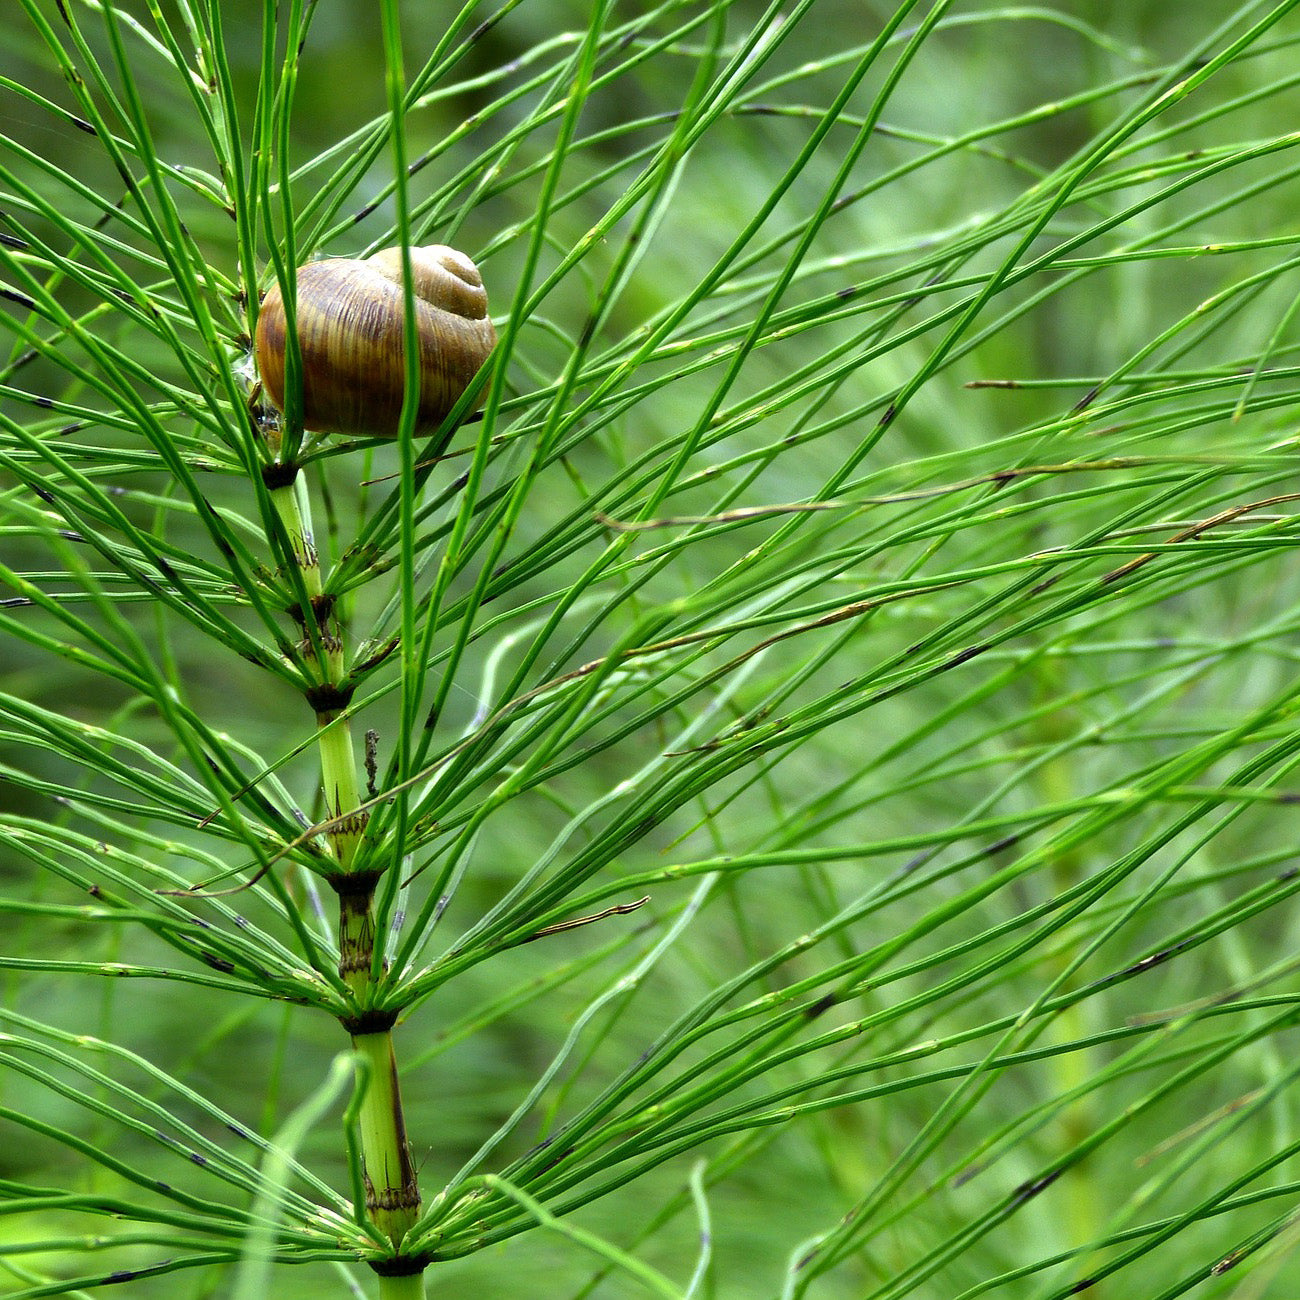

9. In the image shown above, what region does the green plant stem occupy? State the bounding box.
[271,471,322,600]
[318,709,368,871]
[354,1030,422,1244]
[271,468,425,1283]
[376,1274,426,1300]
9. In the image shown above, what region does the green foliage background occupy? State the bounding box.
[6,1,1300,1296]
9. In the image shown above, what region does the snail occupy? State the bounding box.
[254,245,497,439]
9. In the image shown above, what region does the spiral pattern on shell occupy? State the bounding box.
[254,245,497,439]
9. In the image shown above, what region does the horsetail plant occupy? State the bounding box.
[6,2,1300,1297]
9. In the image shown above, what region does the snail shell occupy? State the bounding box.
[254,245,497,439]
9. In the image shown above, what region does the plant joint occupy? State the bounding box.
[325,867,383,898]
[339,1007,399,1034]
[368,1252,433,1277]
[306,681,356,713]
[260,459,300,489]
[327,808,371,842]
[298,629,343,657]
[289,591,338,627]
[367,1180,421,1214]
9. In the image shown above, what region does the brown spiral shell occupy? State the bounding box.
[254,245,497,439]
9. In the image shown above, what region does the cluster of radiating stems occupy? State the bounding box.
[268,468,425,1296]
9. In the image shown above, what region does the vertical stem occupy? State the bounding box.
[270,470,322,602]
[318,707,368,872]
[354,1031,421,1243]
[270,467,424,1286]
[377,1273,426,1300]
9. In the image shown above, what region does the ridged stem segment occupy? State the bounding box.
[354,1031,422,1245]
